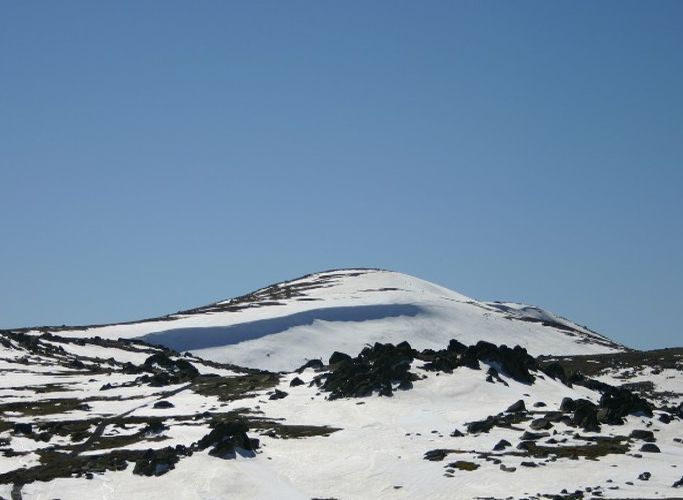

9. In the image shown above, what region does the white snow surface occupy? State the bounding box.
[44,269,622,370]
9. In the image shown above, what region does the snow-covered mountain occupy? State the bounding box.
[2,269,681,500]
[37,269,622,370]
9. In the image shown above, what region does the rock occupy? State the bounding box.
[521,431,550,441]
[133,447,181,476]
[541,363,571,386]
[520,461,538,467]
[13,423,32,435]
[638,471,651,481]
[448,460,480,471]
[423,449,452,461]
[533,401,547,408]
[529,418,553,431]
[673,475,683,488]
[447,339,467,353]
[500,464,516,472]
[506,400,526,413]
[599,386,653,421]
[329,351,352,365]
[658,413,672,424]
[141,353,199,386]
[572,399,600,433]
[467,417,495,434]
[289,377,305,387]
[464,341,537,384]
[450,429,464,437]
[493,439,511,451]
[321,342,418,400]
[597,407,622,425]
[153,400,175,409]
[197,421,257,459]
[268,389,288,400]
[517,441,534,451]
[640,444,660,453]
[544,411,565,422]
[630,429,655,442]
[295,359,324,373]
[144,420,167,435]
[560,397,576,412]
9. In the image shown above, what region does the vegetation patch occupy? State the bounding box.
[447,460,480,471]
[192,372,280,401]
[260,423,341,439]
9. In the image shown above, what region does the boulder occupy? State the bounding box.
[506,400,526,413]
[423,449,452,461]
[269,389,288,400]
[599,387,653,421]
[640,444,660,453]
[572,399,600,432]
[464,341,537,384]
[630,429,655,442]
[143,420,167,435]
[529,418,553,431]
[521,431,549,441]
[322,342,418,400]
[13,423,32,435]
[132,447,182,477]
[493,439,511,451]
[295,359,324,373]
[560,397,576,412]
[153,400,175,409]
[466,417,495,434]
[541,363,571,386]
[289,377,305,387]
[329,351,352,365]
[197,421,257,459]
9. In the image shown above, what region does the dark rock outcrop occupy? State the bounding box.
[197,421,258,459]
[320,342,419,400]
[572,399,600,433]
[639,444,660,453]
[630,430,655,442]
[329,351,352,365]
[132,447,186,477]
[153,400,175,409]
[13,423,32,435]
[289,377,305,387]
[139,353,199,386]
[493,439,511,451]
[506,400,526,413]
[269,389,288,400]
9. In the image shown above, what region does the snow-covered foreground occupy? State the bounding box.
[0,327,681,500]
[30,269,623,371]
[1,269,681,499]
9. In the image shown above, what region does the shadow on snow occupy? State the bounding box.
[138,303,423,352]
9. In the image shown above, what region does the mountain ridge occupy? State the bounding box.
[13,268,624,371]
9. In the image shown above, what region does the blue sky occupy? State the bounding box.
[1,1,681,349]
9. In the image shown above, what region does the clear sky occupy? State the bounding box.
[1,1,681,349]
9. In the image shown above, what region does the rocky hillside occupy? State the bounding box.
[0,326,681,499]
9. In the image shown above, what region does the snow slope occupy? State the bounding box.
[1,330,681,500]
[38,269,623,371]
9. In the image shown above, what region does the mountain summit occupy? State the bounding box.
[2,269,681,499]
[45,269,622,370]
